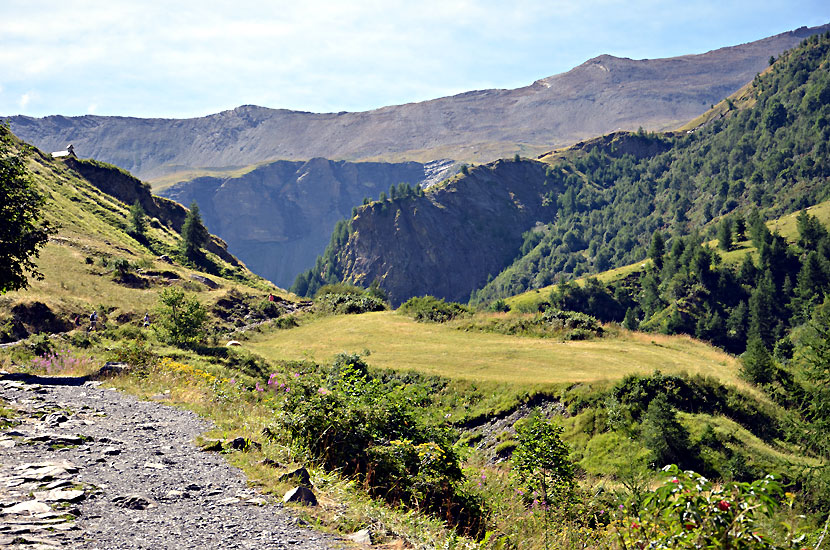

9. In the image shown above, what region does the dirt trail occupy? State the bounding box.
[0,373,344,549]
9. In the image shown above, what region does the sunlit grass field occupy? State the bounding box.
[247,311,749,390]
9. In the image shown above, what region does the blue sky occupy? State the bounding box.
[1,1,829,119]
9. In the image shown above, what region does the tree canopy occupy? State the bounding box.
[0,126,52,294]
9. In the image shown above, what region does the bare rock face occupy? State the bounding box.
[160,158,440,287]
[335,158,561,306]
[6,24,829,181]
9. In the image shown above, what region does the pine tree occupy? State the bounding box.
[128,200,147,237]
[180,201,209,261]
[748,271,776,347]
[796,210,827,251]
[726,301,748,350]
[648,231,665,270]
[717,217,732,251]
[741,337,775,385]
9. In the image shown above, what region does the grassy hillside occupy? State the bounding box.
[246,311,746,389]
[0,134,287,342]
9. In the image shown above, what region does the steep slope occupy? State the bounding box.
[295,159,561,305]
[158,158,446,287]
[6,25,829,181]
[0,128,281,342]
[303,32,830,306]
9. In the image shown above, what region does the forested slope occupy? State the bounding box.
[299,33,830,314]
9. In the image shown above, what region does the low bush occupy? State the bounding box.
[267,353,483,534]
[318,293,386,314]
[611,465,806,549]
[398,296,471,323]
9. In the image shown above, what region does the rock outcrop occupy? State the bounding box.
[160,158,444,287]
[331,158,562,305]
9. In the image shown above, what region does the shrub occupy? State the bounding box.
[488,299,510,312]
[398,295,471,323]
[269,353,481,532]
[612,465,805,549]
[318,293,386,314]
[314,283,365,297]
[28,333,52,357]
[152,287,207,347]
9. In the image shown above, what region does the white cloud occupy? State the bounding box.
[19,92,31,109]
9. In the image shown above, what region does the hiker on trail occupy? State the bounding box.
[143,313,150,327]
[268,293,275,302]
[89,311,98,332]
[73,315,81,328]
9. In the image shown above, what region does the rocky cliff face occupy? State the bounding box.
[331,159,561,305]
[159,158,440,288]
[7,25,828,181]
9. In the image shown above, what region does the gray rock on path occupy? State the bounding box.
[0,374,342,549]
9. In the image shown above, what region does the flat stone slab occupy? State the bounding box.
[2,500,52,515]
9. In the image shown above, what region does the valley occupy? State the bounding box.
[2,23,830,550]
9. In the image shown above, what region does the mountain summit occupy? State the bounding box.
[7,24,829,181]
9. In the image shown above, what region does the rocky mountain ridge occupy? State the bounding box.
[315,158,561,305]
[7,24,829,181]
[160,158,452,287]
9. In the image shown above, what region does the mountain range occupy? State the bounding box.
[5,23,829,292]
[7,24,829,183]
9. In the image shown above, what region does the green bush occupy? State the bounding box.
[269,353,481,533]
[314,283,365,297]
[318,293,386,314]
[398,295,471,323]
[612,465,806,549]
[28,333,52,356]
[152,287,208,348]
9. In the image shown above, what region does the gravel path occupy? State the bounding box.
[0,372,345,549]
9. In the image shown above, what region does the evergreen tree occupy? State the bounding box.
[717,217,732,251]
[128,200,147,237]
[796,210,827,251]
[748,271,776,347]
[641,393,692,469]
[623,307,639,331]
[792,297,830,457]
[648,231,665,270]
[180,201,209,261]
[734,214,746,241]
[726,300,749,349]
[741,337,775,385]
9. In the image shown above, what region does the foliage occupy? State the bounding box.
[127,200,147,237]
[452,308,604,341]
[512,412,575,507]
[152,287,208,347]
[468,35,830,306]
[180,201,209,261]
[398,295,471,323]
[318,292,387,315]
[640,393,693,469]
[0,125,53,293]
[612,465,805,549]
[269,353,482,533]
